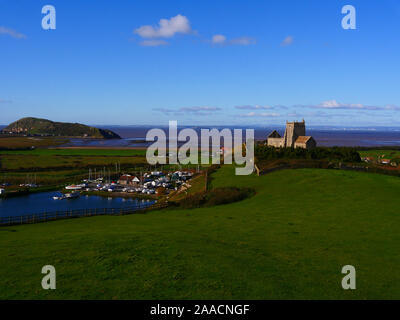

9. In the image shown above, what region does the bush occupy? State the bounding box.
[180,187,255,209]
[180,192,207,209]
[255,146,361,163]
[206,187,255,207]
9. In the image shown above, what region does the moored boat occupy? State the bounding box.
[65,185,83,190]
[53,192,66,200]
[53,195,66,200]
[65,191,80,199]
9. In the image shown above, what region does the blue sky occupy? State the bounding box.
[1,0,400,126]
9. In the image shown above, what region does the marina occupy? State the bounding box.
[0,191,155,217]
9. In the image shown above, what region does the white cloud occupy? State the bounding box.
[139,39,169,47]
[384,105,400,111]
[281,35,293,46]
[235,105,272,110]
[298,100,400,111]
[212,34,226,44]
[319,100,342,108]
[154,106,221,116]
[241,112,280,117]
[211,34,256,46]
[319,100,366,109]
[230,37,256,45]
[134,14,192,39]
[317,100,382,110]
[0,26,26,39]
[179,106,221,112]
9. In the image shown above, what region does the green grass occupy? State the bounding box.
[0,167,399,299]
[0,148,205,186]
[0,148,149,185]
[359,149,400,160]
[0,148,147,157]
[0,154,146,171]
[0,137,68,149]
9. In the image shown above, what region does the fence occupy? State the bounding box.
[0,202,168,226]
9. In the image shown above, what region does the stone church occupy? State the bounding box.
[267,120,316,149]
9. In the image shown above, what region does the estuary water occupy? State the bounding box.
[3,124,400,147]
[61,126,400,148]
[0,192,154,217]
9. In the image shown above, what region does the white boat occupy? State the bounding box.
[53,195,66,200]
[65,191,80,199]
[65,185,82,190]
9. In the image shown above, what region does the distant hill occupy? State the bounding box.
[2,117,121,139]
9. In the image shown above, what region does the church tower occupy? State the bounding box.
[283,120,306,147]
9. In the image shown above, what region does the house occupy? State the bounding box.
[266,130,283,148]
[267,120,316,150]
[362,157,373,163]
[0,188,5,195]
[118,174,140,186]
[294,136,317,149]
[381,159,391,165]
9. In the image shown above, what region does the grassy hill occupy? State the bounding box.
[0,167,399,299]
[3,117,120,139]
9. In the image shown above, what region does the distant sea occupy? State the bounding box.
[100,125,400,148]
[2,125,400,148]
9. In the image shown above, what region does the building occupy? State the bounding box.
[0,188,5,195]
[294,136,317,149]
[118,174,140,186]
[267,120,316,149]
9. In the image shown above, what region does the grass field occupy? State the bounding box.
[0,148,147,157]
[0,148,148,171]
[358,149,400,160]
[0,137,68,149]
[0,154,146,171]
[0,148,207,186]
[0,148,150,186]
[0,166,399,299]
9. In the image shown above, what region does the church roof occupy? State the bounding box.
[295,136,313,144]
[267,130,281,138]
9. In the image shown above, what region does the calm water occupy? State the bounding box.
[3,124,400,147]
[61,126,400,148]
[0,192,154,217]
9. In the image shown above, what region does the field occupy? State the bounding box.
[0,166,399,299]
[0,148,206,186]
[0,148,147,170]
[0,148,147,157]
[0,148,150,186]
[358,149,400,160]
[0,136,68,149]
